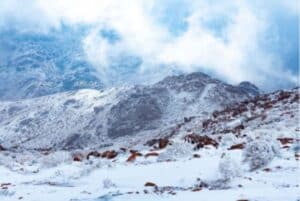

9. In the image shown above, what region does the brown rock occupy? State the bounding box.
[184,134,218,149]
[158,138,169,149]
[144,182,157,187]
[277,137,294,145]
[102,150,118,159]
[1,183,11,188]
[192,187,202,192]
[129,150,143,156]
[263,168,272,172]
[87,151,101,160]
[72,153,83,162]
[145,152,159,158]
[228,143,245,150]
[106,151,118,159]
[277,91,291,101]
[73,156,81,162]
[127,151,142,162]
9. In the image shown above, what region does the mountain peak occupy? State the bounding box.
[238,81,260,96]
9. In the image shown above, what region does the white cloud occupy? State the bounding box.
[0,0,298,90]
[0,0,60,32]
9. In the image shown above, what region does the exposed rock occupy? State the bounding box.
[145,152,159,158]
[193,154,201,158]
[73,153,83,162]
[184,134,218,149]
[238,81,260,96]
[107,86,169,138]
[87,151,101,160]
[0,144,6,151]
[144,182,157,187]
[158,138,169,149]
[102,150,118,159]
[228,143,245,150]
[277,138,294,145]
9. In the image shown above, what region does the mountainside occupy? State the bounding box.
[0,72,259,150]
[0,27,165,101]
[0,28,103,101]
[0,81,298,201]
[168,87,299,141]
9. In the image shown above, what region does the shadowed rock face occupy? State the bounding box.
[105,73,260,139]
[238,81,260,96]
[61,133,93,150]
[107,87,169,138]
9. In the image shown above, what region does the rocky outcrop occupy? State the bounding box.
[107,86,169,138]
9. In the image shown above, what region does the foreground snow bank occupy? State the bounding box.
[0,143,299,201]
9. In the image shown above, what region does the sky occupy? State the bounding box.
[0,0,299,90]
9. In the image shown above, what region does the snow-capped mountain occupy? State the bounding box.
[0,27,103,101]
[0,72,258,150]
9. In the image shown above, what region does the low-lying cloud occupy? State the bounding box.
[0,0,298,90]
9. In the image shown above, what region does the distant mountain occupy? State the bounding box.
[0,72,259,150]
[0,27,103,101]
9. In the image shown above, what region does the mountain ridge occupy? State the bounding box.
[0,72,259,150]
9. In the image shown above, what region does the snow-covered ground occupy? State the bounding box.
[0,140,299,201]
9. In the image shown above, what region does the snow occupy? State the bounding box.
[0,139,299,201]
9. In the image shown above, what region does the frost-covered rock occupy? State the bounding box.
[39,151,72,168]
[218,156,241,181]
[0,189,15,197]
[220,133,239,148]
[102,178,117,189]
[157,141,194,162]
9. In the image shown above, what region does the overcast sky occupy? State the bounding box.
[0,0,299,90]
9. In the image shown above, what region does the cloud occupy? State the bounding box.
[155,1,298,89]
[0,0,60,32]
[0,0,298,90]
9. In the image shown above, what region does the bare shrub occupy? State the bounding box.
[243,138,280,171]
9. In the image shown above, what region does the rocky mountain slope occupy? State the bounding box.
[0,72,259,150]
[0,82,298,201]
[169,87,299,140]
